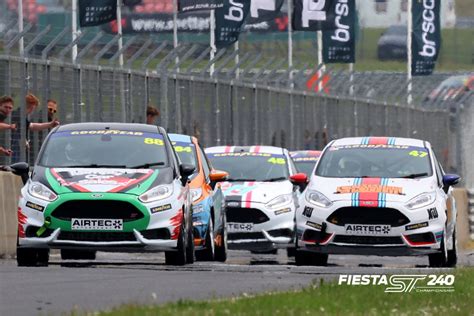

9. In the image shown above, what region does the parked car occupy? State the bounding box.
[377,25,407,61]
[169,133,228,262]
[13,123,196,266]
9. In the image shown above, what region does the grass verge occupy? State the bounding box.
[92,268,474,316]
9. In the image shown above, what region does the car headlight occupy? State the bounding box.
[266,194,293,210]
[139,184,173,203]
[191,188,202,202]
[306,190,332,208]
[405,192,436,210]
[28,181,57,202]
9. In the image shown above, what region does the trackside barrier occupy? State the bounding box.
[0,176,471,257]
[0,172,22,258]
[468,189,474,241]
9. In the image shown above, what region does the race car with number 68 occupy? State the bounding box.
[294,137,460,268]
[205,146,306,255]
[12,123,195,267]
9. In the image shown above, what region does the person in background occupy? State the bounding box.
[0,96,16,131]
[47,99,58,122]
[146,105,160,125]
[11,93,60,163]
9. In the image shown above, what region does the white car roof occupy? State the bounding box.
[206,146,285,155]
[330,137,428,148]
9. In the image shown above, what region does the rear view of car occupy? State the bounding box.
[169,134,228,262]
[295,137,460,267]
[206,146,302,255]
[290,150,322,178]
[14,123,195,266]
[377,25,407,61]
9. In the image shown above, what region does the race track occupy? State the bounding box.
[1,250,473,315]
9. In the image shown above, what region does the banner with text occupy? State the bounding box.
[411,0,441,76]
[215,0,250,48]
[78,0,117,27]
[293,0,336,31]
[322,0,355,63]
[178,0,224,12]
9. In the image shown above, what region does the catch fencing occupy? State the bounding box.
[0,24,472,188]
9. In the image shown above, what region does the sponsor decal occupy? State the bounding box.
[274,208,291,215]
[25,201,45,212]
[345,224,391,235]
[151,204,172,214]
[338,274,455,293]
[427,207,438,220]
[91,194,104,198]
[228,223,254,232]
[306,221,322,230]
[323,0,355,63]
[71,218,123,231]
[405,222,429,231]
[303,206,314,217]
[212,152,272,157]
[337,184,403,195]
[226,201,240,207]
[178,0,224,12]
[70,130,144,136]
[293,157,319,162]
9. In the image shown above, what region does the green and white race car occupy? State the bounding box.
[12,123,195,266]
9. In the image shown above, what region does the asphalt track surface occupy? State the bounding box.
[1,250,473,315]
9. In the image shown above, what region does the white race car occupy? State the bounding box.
[295,137,460,267]
[205,146,304,254]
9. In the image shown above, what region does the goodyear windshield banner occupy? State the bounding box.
[322,0,355,63]
[178,0,224,12]
[247,0,284,23]
[78,0,117,27]
[411,0,441,76]
[293,0,336,31]
[215,0,251,48]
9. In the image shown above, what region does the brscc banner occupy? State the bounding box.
[411,0,441,76]
[322,0,355,63]
[78,0,117,27]
[178,0,224,12]
[215,0,250,48]
[248,0,284,23]
[293,0,335,31]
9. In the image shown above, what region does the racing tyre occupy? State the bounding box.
[186,215,195,264]
[446,228,457,268]
[287,247,296,258]
[196,219,215,261]
[428,231,448,268]
[165,220,187,266]
[61,249,96,260]
[17,248,49,267]
[214,216,227,262]
[295,250,328,266]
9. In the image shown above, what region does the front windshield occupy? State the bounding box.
[316,144,432,178]
[207,152,289,181]
[440,76,466,88]
[39,129,169,168]
[295,161,318,176]
[172,141,197,170]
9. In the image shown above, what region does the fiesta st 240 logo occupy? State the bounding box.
[338,274,455,293]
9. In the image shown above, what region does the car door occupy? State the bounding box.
[433,152,456,239]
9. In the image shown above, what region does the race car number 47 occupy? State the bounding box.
[228,223,254,232]
[71,218,123,231]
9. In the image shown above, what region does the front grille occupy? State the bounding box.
[333,235,404,245]
[228,232,264,240]
[226,207,270,224]
[58,231,136,242]
[52,200,144,222]
[405,232,436,244]
[141,228,171,240]
[327,207,410,227]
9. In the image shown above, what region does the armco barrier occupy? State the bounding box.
[0,182,471,258]
[0,172,22,258]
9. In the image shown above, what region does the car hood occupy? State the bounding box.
[309,176,437,204]
[218,181,293,204]
[32,167,174,196]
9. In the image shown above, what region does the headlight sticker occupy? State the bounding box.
[151,204,172,214]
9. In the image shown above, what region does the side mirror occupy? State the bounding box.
[443,174,460,187]
[180,164,195,185]
[209,170,229,190]
[290,173,308,192]
[10,162,30,185]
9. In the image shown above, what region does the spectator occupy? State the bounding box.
[0,96,16,131]
[11,93,60,162]
[47,99,58,122]
[146,105,160,125]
